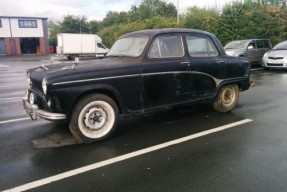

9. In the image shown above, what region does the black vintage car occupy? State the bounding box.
[23,28,251,143]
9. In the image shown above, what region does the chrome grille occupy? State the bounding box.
[267,63,283,66]
[268,57,284,60]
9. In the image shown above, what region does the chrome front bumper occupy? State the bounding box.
[23,97,66,121]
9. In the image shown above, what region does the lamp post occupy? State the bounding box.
[177,0,179,25]
[80,17,82,34]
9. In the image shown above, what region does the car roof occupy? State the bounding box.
[118,28,226,56]
[119,28,215,39]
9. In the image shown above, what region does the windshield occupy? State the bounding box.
[225,40,249,49]
[107,37,149,57]
[273,41,287,50]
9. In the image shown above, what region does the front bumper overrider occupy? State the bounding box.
[23,97,66,121]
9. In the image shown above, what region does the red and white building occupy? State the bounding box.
[0,16,49,55]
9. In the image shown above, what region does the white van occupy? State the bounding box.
[56,33,109,60]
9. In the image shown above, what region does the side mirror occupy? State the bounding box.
[247,45,254,50]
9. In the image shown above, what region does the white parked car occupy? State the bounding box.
[262,40,287,70]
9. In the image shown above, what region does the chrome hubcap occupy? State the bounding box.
[222,88,235,106]
[84,107,107,130]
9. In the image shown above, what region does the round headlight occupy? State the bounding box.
[27,72,31,85]
[29,93,35,105]
[47,99,52,108]
[42,78,47,95]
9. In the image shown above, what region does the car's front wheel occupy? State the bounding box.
[69,94,118,143]
[212,84,239,113]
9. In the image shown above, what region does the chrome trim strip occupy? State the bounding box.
[53,74,139,85]
[143,71,192,76]
[192,71,223,86]
[192,71,248,86]
[52,71,248,86]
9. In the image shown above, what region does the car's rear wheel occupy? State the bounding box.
[69,94,118,143]
[212,84,239,113]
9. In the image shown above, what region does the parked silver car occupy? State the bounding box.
[225,39,272,63]
[262,40,287,70]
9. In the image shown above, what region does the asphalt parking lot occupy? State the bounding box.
[1,56,287,192]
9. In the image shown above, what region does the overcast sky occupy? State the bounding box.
[0,0,239,21]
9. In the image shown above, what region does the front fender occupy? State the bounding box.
[50,84,126,119]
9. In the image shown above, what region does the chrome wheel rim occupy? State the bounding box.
[78,100,115,139]
[84,107,107,130]
[221,86,236,107]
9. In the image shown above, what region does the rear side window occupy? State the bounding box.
[186,35,218,57]
[263,40,271,48]
[256,40,265,49]
[149,35,184,58]
[248,41,256,48]
[256,40,271,49]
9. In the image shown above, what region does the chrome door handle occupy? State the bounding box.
[181,62,190,66]
[217,60,225,64]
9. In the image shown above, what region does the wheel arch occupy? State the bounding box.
[67,85,126,122]
[212,83,239,113]
[215,80,245,98]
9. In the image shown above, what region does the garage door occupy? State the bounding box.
[0,38,7,55]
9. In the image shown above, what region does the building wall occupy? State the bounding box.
[10,18,44,37]
[0,16,48,56]
[0,18,12,37]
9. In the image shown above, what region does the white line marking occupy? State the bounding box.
[0,71,26,74]
[2,119,252,192]
[0,97,22,101]
[0,117,30,125]
[0,64,9,68]
[0,85,27,88]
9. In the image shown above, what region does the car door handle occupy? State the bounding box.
[181,62,190,66]
[217,60,225,64]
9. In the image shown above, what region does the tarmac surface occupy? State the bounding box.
[0,54,52,61]
[1,56,287,192]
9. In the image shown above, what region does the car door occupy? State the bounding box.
[256,39,271,61]
[185,34,222,98]
[245,40,259,62]
[255,40,267,62]
[141,34,193,110]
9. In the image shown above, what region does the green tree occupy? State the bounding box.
[215,1,285,45]
[48,0,287,50]
[98,17,179,47]
[61,15,89,33]
[48,20,61,47]
[137,0,177,20]
[88,20,101,34]
[183,6,219,32]
[101,11,129,27]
